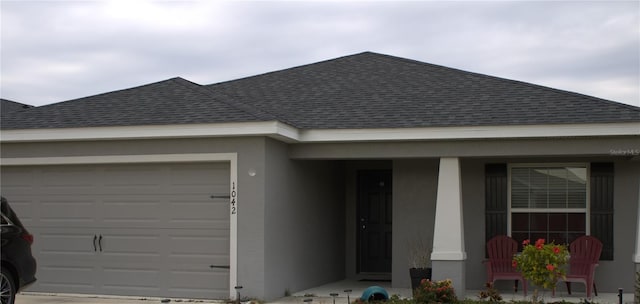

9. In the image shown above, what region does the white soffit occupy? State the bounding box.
[1,121,638,143]
[0,121,300,143]
[299,122,640,142]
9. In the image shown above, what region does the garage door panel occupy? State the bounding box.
[100,200,162,227]
[99,183,164,195]
[101,266,161,293]
[102,285,160,296]
[38,167,99,196]
[169,203,228,228]
[40,167,97,184]
[39,200,97,227]
[167,220,229,230]
[101,166,165,186]
[100,164,221,195]
[99,229,163,259]
[168,164,227,182]
[168,229,229,258]
[166,229,229,296]
[37,264,97,293]
[0,169,36,202]
[168,266,229,299]
[37,229,97,255]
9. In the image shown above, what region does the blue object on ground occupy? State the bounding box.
[360,286,389,301]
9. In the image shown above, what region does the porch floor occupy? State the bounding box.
[271,279,635,304]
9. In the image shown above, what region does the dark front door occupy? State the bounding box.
[357,170,392,273]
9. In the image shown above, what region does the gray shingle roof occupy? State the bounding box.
[1,99,33,114]
[206,52,640,129]
[1,77,273,129]
[2,52,639,130]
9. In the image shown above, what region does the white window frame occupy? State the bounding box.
[507,163,591,240]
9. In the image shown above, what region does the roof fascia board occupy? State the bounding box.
[1,122,638,143]
[0,121,301,143]
[298,122,640,142]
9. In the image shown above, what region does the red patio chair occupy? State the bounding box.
[563,235,602,298]
[484,235,527,295]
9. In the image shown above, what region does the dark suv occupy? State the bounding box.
[1,197,37,304]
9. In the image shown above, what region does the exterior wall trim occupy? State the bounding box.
[1,153,235,165]
[297,122,640,142]
[0,121,300,143]
[2,122,638,143]
[0,153,240,299]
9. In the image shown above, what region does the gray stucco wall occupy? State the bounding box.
[391,159,438,288]
[460,159,486,291]
[600,159,639,292]
[263,139,346,300]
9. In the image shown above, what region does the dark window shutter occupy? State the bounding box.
[485,164,508,246]
[590,162,614,260]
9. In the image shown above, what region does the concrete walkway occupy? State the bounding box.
[15,285,636,304]
[277,279,635,304]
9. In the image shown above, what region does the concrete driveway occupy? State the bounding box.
[16,293,222,304]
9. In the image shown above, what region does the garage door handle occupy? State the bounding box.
[98,235,103,252]
[93,235,97,252]
[210,265,230,269]
[210,195,230,199]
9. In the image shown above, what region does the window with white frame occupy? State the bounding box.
[509,164,588,248]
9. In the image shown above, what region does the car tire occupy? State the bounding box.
[0,267,16,304]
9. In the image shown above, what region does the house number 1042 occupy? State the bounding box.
[231,182,237,215]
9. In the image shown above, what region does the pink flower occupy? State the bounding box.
[512,259,517,268]
[553,246,561,254]
[546,264,555,271]
[535,238,545,249]
[522,239,530,246]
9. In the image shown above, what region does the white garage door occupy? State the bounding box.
[1,162,230,299]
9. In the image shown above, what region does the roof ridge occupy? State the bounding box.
[472,71,640,111]
[171,77,280,122]
[368,52,640,110]
[30,77,189,108]
[0,98,33,108]
[207,52,374,87]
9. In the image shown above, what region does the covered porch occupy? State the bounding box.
[286,136,640,298]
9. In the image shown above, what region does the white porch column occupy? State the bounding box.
[431,157,467,295]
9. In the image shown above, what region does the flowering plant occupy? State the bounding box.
[413,278,457,303]
[512,239,569,290]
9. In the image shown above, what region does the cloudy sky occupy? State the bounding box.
[1,0,639,107]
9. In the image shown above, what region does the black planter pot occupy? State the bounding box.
[409,267,432,291]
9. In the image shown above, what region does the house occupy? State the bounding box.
[1,52,639,301]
